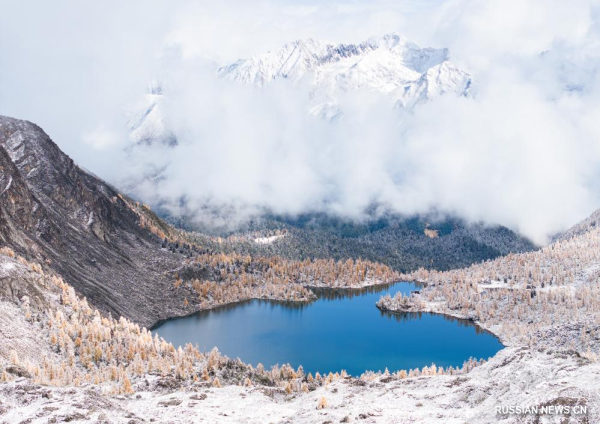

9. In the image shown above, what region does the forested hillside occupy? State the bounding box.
[380,207,600,357]
[169,213,536,273]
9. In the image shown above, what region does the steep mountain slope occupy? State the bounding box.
[0,116,195,328]
[0,143,56,251]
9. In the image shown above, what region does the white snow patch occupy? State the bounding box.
[254,234,285,245]
[477,280,524,292]
[0,175,12,196]
[2,262,15,271]
[218,33,473,117]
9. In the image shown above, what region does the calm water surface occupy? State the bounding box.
[153,282,503,376]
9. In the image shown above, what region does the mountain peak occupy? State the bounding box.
[216,32,470,115]
[131,33,473,143]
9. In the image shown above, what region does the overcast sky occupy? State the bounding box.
[1,0,599,243]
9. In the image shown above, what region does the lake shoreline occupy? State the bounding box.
[153,281,503,376]
[376,282,514,348]
[376,303,506,347]
[151,278,404,330]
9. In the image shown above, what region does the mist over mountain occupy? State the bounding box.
[130,33,473,144]
[120,30,599,246]
[121,32,479,238]
[2,1,600,245]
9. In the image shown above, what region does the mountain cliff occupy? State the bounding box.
[0,116,193,328]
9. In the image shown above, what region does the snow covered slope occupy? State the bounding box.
[218,33,473,116]
[128,33,473,142]
[126,82,173,145]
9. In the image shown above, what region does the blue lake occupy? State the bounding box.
[153,282,503,376]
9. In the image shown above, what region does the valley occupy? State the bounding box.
[1,115,599,422]
[2,0,600,421]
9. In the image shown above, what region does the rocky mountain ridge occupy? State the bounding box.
[0,116,193,328]
[217,33,473,115]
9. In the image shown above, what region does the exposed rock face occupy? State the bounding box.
[0,144,55,251]
[0,116,191,328]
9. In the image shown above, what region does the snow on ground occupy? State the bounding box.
[477,280,524,292]
[2,241,600,423]
[0,262,14,275]
[0,302,53,365]
[308,277,392,290]
[1,347,598,423]
[253,235,285,245]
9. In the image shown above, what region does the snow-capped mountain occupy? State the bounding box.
[126,82,171,145]
[127,33,473,142]
[218,33,473,116]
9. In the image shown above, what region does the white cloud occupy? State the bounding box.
[1,0,600,244]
